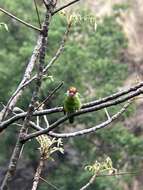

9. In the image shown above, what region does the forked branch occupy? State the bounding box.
[0,7,41,31]
[0,83,142,132]
[23,100,131,141]
[53,0,80,15]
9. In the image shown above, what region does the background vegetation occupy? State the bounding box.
[0,0,143,189]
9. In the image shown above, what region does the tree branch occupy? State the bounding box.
[0,34,43,121]
[0,7,41,31]
[0,134,25,190]
[53,0,80,15]
[79,169,143,190]
[80,173,97,190]
[0,83,143,132]
[0,0,54,120]
[34,0,42,28]
[96,170,143,178]
[0,107,63,132]
[23,100,131,141]
[31,157,45,190]
[39,177,59,190]
[43,20,72,72]
[1,19,72,110]
[35,81,64,110]
[0,1,57,188]
[82,81,143,108]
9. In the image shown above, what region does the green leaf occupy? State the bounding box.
[0,23,9,31]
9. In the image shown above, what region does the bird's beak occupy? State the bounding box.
[69,92,74,97]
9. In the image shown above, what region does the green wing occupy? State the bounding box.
[63,94,81,124]
[64,94,81,113]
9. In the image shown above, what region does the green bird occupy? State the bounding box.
[64,87,82,124]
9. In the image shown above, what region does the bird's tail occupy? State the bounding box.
[69,116,74,124]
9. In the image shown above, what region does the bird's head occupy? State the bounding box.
[67,87,77,97]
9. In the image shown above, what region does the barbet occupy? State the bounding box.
[64,87,81,123]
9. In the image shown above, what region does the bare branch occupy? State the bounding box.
[104,108,111,120]
[43,20,72,72]
[0,7,41,31]
[0,0,55,120]
[0,132,25,190]
[96,170,143,178]
[34,0,42,28]
[35,81,64,110]
[22,88,142,141]
[23,100,131,141]
[42,0,57,11]
[80,173,97,190]
[5,71,142,122]
[0,107,63,132]
[0,18,72,122]
[53,0,80,15]
[1,45,42,190]
[1,1,57,188]
[39,177,59,190]
[0,33,44,120]
[48,100,131,138]
[2,19,71,109]
[79,169,142,190]
[83,81,143,108]
[32,157,45,190]
[0,83,143,132]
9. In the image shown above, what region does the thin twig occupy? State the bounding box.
[35,81,64,110]
[0,7,41,31]
[2,19,71,111]
[0,0,55,120]
[96,170,143,177]
[43,20,72,72]
[1,74,39,118]
[40,176,60,190]
[34,0,42,28]
[104,108,111,120]
[82,81,143,108]
[0,34,43,121]
[53,0,80,15]
[79,169,143,190]
[0,18,72,122]
[42,0,50,9]
[80,173,97,190]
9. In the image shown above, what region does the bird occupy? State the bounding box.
[63,87,81,124]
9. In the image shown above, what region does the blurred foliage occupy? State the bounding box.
[0,1,143,190]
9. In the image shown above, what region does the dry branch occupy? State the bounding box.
[0,34,43,121]
[53,0,80,15]
[22,100,131,141]
[34,0,42,28]
[43,19,72,72]
[35,81,64,110]
[0,7,41,31]
[0,82,143,132]
[32,157,45,190]
[0,19,72,114]
[0,1,57,188]
[83,81,143,108]
[80,173,97,190]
